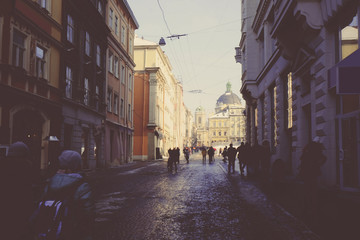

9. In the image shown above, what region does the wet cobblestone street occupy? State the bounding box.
[90,154,319,240]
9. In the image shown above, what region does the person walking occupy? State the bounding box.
[1,142,33,240]
[31,150,94,240]
[227,143,237,174]
[237,142,246,176]
[201,147,207,163]
[208,146,215,163]
[298,137,326,227]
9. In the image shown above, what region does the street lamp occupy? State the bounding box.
[158,34,188,46]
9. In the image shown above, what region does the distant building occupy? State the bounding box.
[208,82,246,146]
[237,0,360,189]
[133,37,187,160]
[194,106,209,147]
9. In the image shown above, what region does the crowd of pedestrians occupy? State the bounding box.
[220,141,271,180]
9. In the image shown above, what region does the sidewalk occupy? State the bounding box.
[219,159,360,240]
[263,178,360,240]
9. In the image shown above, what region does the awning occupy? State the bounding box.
[328,49,360,94]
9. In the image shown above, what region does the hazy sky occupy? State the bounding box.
[127,0,243,115]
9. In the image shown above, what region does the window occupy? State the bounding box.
[36,46,46,78]
[108,52,113,73]
[107,88,112,112]
[128,72,132,90]
[224,132,227,136]
[129,36,133,53]
[219,132,221,136]
[287,72,293,129]
[115,16,119,35]
[95,85,100,111]
[114,56,119,78]
[121,25,126,44]
[37,0,47,9]
[65,66,73,98]
[121,64,125,83]
[120,98,124,117]
[213,132,216,136]
[109,8,113,29]
[96,44,101,67]
[97,1,103,15]
[84,78,90,105]
[128,104,132,121]
[113,93,119,114]
[67,14,74,43]
[12,29,26,68]
[85,32,91,56]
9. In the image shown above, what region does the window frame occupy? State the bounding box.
[65,66,73,98]
[35,45,46,79]
[12,29,26,68]
[67,14,75,44]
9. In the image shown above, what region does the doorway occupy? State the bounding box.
[339,113,360,189]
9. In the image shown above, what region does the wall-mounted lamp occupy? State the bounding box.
[66,48,74,52]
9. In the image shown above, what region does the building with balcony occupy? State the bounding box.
[237,0,360,189]
[61,0,109,169]
[0,0,63,178]
[133,37,187,160]
[105,0,138,167]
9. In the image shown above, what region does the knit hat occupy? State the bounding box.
[7,141,30,158]
[58,150,82,170]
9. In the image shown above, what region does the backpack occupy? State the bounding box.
[30,180,83,240]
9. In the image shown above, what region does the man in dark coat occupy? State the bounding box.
[227,144,237,174]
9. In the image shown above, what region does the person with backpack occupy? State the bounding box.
[30,150,94,240]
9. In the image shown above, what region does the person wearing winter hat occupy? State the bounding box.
[35,150,94,239]
[1,141,33,240]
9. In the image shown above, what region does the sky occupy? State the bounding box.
[127,0,243,116]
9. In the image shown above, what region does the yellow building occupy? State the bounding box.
[208,82,246,146]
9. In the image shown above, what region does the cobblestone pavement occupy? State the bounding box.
[89,154,319,240]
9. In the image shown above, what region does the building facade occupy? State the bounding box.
[61,0,109,169]
[208,82,246,146]
[133,37,187,160]
[105,0,138,167]
[237,0,360,190]
[0,0,63,178]
[194,106,209,147]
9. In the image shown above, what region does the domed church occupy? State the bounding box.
[208,82,246,146]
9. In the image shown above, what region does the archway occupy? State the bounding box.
[12,109,45,172]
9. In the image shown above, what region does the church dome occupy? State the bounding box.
[216,82,241,106]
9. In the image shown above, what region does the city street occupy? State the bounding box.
[90,153,318,240]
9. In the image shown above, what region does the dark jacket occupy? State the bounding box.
[42,173,93,239]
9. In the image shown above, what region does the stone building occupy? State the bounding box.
[208,82,246,146]
[0,0,63,178]
[133,37,187,160]
[104,0,138,167]
[194,106,209,147]
[237,0,360,189]
[61,0,109,169]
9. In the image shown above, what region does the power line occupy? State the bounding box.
[157,0,172,35]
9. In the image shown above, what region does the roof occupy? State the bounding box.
[134,36,157,46]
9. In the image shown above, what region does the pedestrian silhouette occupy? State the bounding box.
[0,142,33,240]
[298,137,326,227]
[237,142,246,175]
[31,150,94,240]
[227,143,237,174]
[208,146,215,163]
